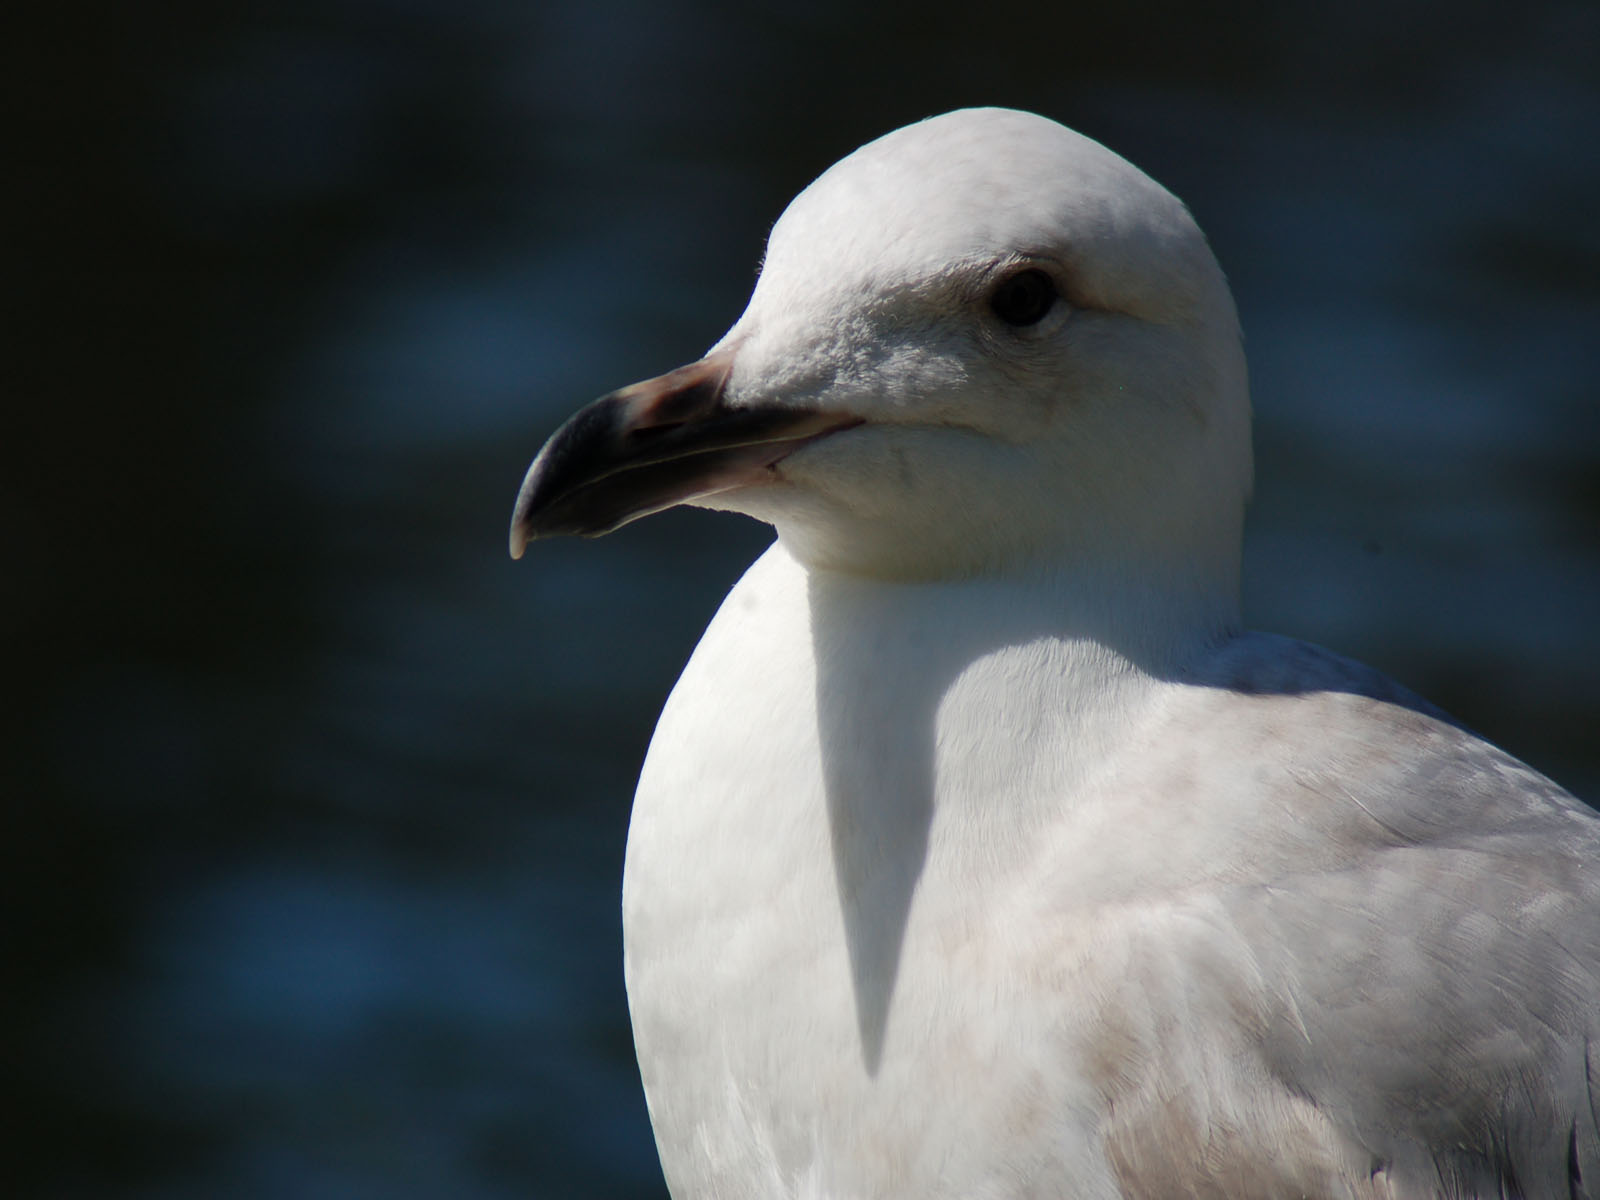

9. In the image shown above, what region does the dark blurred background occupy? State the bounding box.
[8,0,1598,1195]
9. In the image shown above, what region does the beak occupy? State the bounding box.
[509,349,859,557]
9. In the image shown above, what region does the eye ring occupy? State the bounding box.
[988,268,1057,327]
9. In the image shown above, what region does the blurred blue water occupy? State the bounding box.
[13,1,1599,1196]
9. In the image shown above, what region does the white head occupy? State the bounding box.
[512,108,1250,610]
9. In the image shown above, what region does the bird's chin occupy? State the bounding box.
[685,431,842,518]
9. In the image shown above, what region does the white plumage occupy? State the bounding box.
[511,108,1600,1199]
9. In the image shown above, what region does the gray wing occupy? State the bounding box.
[1204,635,1600,1197]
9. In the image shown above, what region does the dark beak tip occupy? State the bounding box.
[506,348,767,551]
[507,451,550,561]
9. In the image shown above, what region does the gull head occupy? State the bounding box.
[510,107,1250,588]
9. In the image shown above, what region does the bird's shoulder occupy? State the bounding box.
[1038,632,1600,1196]
[1165,629,1595,853]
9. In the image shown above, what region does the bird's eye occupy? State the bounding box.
[988,268,1057,327]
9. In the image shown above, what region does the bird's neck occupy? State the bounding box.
[797,538,1241,685]
[794,539,1238,840]
[766,542,1237,1068]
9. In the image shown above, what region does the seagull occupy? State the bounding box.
[509,108,1600,1199]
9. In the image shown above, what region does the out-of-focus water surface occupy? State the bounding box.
[11,1,1599,1195]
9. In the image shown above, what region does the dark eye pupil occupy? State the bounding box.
[989,268,1057,327]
